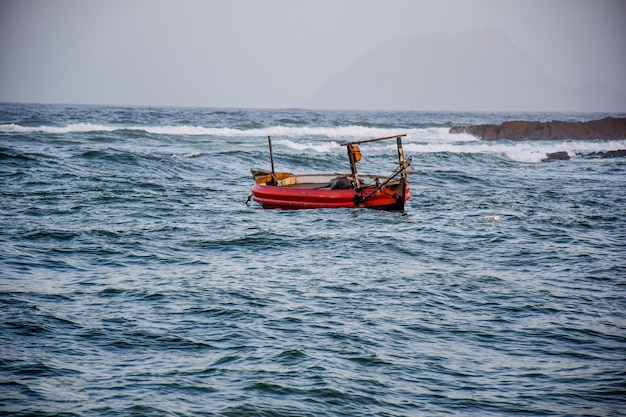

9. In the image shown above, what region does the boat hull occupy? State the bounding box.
[251,178,410,210]
[251,131,412,211]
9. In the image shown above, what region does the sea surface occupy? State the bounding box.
[1,103,625,416]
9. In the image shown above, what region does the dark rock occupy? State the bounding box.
[450,117,626,140]
[542,151,570,162]
[583,149,626,159]
[541,149,626,162]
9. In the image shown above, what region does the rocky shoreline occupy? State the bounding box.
[450,116,626,141]
[450,116,626,161]
[543,149,626,162]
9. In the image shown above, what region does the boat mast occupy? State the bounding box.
[396,135,407,210]
[346,144,361,191]
[267,136,278,185]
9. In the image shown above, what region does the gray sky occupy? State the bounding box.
[0,0,624,109]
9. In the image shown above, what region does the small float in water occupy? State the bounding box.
[249,134,412,211]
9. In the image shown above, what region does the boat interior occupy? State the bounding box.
[251,170,401,190]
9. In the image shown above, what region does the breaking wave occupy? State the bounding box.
[276,135,626,163]
[2,121,623,163]
[0,123,475,141]
[403,140,626,163]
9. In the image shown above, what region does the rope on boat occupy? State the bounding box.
[356,156,413,205]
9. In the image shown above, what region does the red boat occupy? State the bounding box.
[249,134,412,211]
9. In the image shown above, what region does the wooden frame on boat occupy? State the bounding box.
[249,134,412,211]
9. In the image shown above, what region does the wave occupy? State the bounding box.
[0,123,475,141]
[404,140,626,163]
[0,122,118,134]
[3,121,623,163]
[276,137,626,163]
[274,139,344,154]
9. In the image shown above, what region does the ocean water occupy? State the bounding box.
[1,103,625,416]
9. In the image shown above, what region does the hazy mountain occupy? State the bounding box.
[302,28,626,112]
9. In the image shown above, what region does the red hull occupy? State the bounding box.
[251,182,410,210]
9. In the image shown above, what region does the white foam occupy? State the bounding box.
[2,122,622,163]
[182,152,203,158]
[0,122,117,134]
[0,123,474,142]
[404,140,626,163]
[274,139,343,154]
[409,127,478,142]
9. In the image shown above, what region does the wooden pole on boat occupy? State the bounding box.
[267,136,279,186]
[347,144,361,191]
[340,134,406,146]
[396,135,407,211]
[268,136,276,176]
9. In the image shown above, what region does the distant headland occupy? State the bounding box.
[449,117,626,141]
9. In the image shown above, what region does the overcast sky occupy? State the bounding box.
[0,0,624,109]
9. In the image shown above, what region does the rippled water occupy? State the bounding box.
[1,104,625,416]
